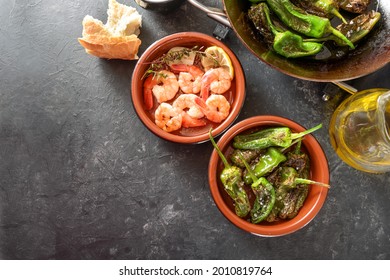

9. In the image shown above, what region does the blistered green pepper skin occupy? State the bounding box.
[335,11,381,46]
[244,147,287,184]
[233,126,286,145]
[233,124,322,150]
[220,167,251,217]
[248,3,323,58]
[306,11,381,46]
[238,152,276,223]
[265,163,330,219]
[233,126,293,149]
[291,0,346,23]
[278,166,330,189]
[266,0,355,48]
[250,177,276,223]
[209,130,250,218]
[338,0,370,13]
[274,31,324,58]
[230,148,262,168]
[234,127,291,149]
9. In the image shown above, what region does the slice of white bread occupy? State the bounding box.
[78,0,142,60]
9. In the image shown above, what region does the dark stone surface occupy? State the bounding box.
[0,0,389,260]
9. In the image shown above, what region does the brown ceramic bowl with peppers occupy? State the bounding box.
[208,115,329,237]
[131,32,246,144]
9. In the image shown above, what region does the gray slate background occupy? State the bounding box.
[0,0,389,259]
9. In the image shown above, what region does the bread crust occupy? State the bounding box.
[79,0,142,60]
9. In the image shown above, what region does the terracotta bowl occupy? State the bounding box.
[208,115,330,236]
[131,32,246,144]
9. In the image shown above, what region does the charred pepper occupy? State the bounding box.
[266,0,355,48]
[209,129,250,218]
[334,11,380,46]
[306,11,381,46]
[265,165,329,220]
[239,153,276,223]
[291,0,347,23]
[248,3,323,58]
[243,147,287,184]
[337,0,370,14]
[230,148,263,168]
[277,141,310,220]
[233,123,322,150]
[278,166,330,189]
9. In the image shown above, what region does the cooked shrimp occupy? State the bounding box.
[172,94,204,119]
[154,103,182,132]
[181,112,207,128]
[200,67,232,100]
[172,94,206,128]
[170,64,204,94]
[150,70,179,104]
[195,94,231,123]
[143,74,157,110]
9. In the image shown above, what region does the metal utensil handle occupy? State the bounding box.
[187,0,232,28]
[332,81,358,95]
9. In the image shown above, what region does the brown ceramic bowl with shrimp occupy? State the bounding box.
[131,32,246,144]
[208,115,330,236]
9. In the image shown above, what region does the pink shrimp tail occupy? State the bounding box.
[143,75,156,110]
[200,86,209,101]
[200,71,215,101]
[144,89,153,110]
[181,113,207,128]
[170,64,188,73]
[194,96,208,112]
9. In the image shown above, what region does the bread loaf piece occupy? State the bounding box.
[78,0,142,60]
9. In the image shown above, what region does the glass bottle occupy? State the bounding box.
[329,88,390,173]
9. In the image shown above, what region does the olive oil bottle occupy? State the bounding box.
[329,88,390,173]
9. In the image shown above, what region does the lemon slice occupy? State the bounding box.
[201,46,234,79]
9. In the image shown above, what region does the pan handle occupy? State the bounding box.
[332,81,358,95]
[187,0,232,28]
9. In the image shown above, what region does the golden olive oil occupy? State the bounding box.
[329,88,390,173]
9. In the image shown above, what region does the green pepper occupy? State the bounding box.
[265,144,315,221]
[336,11,380,45]
[338,0,370,14]
[278,166,330,189]
[291,0,347,23]
[239,153,276,223]
[281,143,310,219]
[233,123,322,150]
[230,148,263,168]
[266,0,355,48]
[243,147,287,184]
[250,177,276,223]
[209,129,250,218]
[248,2,275,48]
[248,3,323,58]
[309,11,381,46]
[273,166,329,219]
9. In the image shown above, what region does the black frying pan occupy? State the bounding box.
[190,0,390,82]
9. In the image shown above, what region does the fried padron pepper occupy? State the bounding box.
[291,0,347,23]
[209,129,250,218]
[233,123,322,150]
[308,11,381,46]
[248,3,323,58]
[243,147,287,184]
[239,152,276,223]
[337,0,371,14]
[265,0,355,48]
